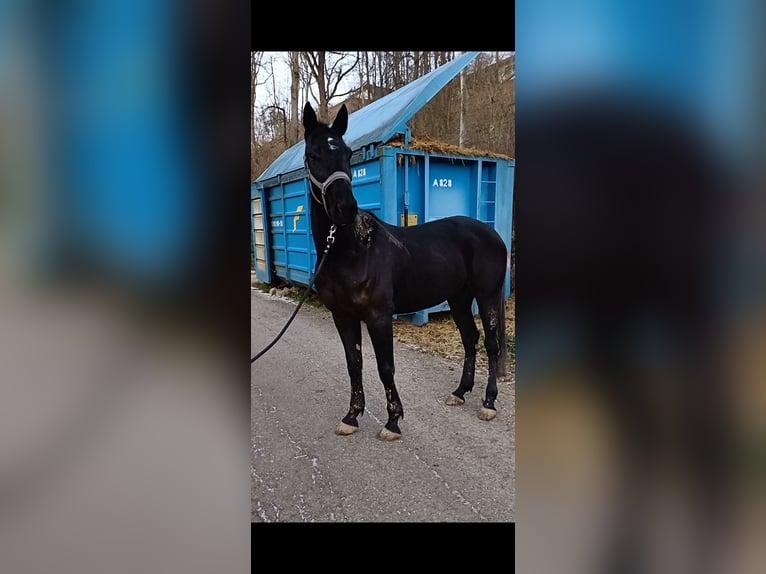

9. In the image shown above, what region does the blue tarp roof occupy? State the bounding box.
[255,51,480,183]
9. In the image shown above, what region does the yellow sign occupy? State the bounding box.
[400,213,418,226]
[293,205,304,231]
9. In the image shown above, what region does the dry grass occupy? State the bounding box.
[392,294,515,374]
[386,133,513,160]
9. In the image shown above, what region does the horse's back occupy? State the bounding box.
[401,215,504,248]
[416,215,506,267]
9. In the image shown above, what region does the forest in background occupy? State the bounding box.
[251,51,515,182]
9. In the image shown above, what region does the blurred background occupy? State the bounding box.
[0,1,250,572]
[515,0,765,573]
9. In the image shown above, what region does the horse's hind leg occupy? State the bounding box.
[331,311,365,435]
[446,294,480,406]
[477,292,505,421]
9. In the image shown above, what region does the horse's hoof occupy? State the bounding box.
[335,422,359,436]
[446,394,465,406]
[479,407,497,421]
[378,427,402,441]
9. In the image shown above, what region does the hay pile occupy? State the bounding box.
[386,133,512,160]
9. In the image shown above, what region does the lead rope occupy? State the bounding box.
[250,224,336,364]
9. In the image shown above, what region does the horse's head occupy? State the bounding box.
[303,102,358,226]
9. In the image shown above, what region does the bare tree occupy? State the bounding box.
[253,51,515,181]
[301,51,359,119]
[251,51,267,179]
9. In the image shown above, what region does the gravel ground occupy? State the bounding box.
[251,286,515,522]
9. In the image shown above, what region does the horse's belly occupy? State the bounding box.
[392,281,455,314]
[393,297,444,315]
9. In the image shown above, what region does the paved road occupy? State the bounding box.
[251,289,515,522]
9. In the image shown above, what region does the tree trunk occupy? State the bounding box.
[459,61,466,147]
[315,52,328,119]
[358,50,366,98]
[289,51,300,144]
[377,51,385,90]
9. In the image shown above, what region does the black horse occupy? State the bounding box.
[302,101,508,440]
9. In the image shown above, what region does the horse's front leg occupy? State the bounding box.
[331,311,364,436]
[365,313,404,441]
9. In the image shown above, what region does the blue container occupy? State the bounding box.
[252,145,514,325]
[252,52,514,325]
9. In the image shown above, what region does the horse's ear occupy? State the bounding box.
[303,102,318,136]
[331,104,348,136]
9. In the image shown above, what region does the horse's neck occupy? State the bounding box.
[310,204,364,258]
[310,203,334,252]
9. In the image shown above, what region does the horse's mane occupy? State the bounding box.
[355,209,408,253]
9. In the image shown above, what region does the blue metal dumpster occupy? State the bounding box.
[252,52,514,325]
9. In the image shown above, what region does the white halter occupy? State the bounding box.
[304,157,352,218]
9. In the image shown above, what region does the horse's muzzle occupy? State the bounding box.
[333,193,358,226]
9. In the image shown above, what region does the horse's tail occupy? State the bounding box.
[497,287,507,379]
